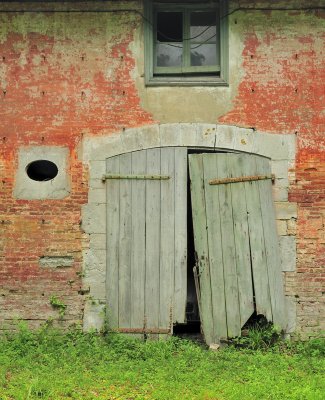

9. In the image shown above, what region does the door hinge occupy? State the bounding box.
[102,174,170,182]
[209,174,275,185]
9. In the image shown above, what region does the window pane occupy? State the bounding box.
[190,12,217,43]
[191,44,217,66]
[156,43,183,67]
[157,12,183,42]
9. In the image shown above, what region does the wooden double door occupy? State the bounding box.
[105,148,286,344]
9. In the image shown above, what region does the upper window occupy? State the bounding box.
[144,1,228,86]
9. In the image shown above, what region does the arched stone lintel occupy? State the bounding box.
[82,123,296,165]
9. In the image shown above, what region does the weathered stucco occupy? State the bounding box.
[0,1,324,336]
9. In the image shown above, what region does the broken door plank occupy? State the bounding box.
[202,154,227,340]
[216,154,241,338]
[130,150,147,334]
[255,156,287,330]
[228,154,254,327]
[106,156,120,329]
[189,154,214,345]
[174,147,188,324]
[245,155,272,321]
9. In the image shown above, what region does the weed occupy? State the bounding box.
[49,295,67,318]
[0,325,324,400]
[229,319,282,350]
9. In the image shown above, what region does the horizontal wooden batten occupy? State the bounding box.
[102,174,170,181]
[209,174,275,185]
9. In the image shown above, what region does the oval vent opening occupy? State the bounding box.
[26,160,58,181]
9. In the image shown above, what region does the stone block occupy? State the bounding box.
[83,269,106,299]
[215,124,235,149]
[89,234,106,250]
[279,236,296,272]
[276,220,287,236]
[272,186,289,202]
[83,135,123,161]
[179,123,200,147]
[84,249,106,273]
[89,160,106,180]
[82,203,106,234]
[192,123,217,148]
[253,133,291,160]
[271,160,289,179]
[39,256,74,268]
[233,127,255,153]
[287,218,297,235]
[83,301,106,332]
[285,296,297,334]
[136,124,160,149]
[14,146,70,200]
[160,123,182,147]
[275,202,298,220]
[88,188,106,204]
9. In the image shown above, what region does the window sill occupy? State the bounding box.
[145,75,229,87]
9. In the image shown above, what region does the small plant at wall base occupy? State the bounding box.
[49,295,67,318]
[228,317,282,350]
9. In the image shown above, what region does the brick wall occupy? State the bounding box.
[220,7,325,336]
[0,1,324,336]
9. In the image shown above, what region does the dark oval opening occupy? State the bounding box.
[26,160,58,181]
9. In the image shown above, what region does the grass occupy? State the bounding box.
[0,323,324,400]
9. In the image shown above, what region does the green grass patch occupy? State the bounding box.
[0,324,324,400]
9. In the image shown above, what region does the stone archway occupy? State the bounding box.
[80,123,296,332]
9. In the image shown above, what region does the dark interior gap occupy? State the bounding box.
[173,152,201,339]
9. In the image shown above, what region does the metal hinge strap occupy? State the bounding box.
[117,328,171,334]
[102,174,170,182]
[209,174,275,185]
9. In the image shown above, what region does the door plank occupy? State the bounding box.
[159,148,175,336]
[228,154,255,327]
[189,154,214,345]
[106,156,120,329]
[130,150,147,333]
[118,153,132,329]
[215,154,241,338]
[174,147,188,324]
[244,155,272,321]
[255,156,287,330]
[145,148,161,338]
[202,154,228,340]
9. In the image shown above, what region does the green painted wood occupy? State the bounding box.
[244,155,272,321]
[145,148,161,337]
[118,153,132,329]
[202,154,227,340]
[228,154,254,327]
[174,147,188,324]
[188,154,214,345]
[106,156,120,329]
[255,156,287,330]
[130,150,147,332]
[159,148,175,336]
[215,154,241,338]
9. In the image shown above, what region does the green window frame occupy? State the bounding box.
[144,0,228,86]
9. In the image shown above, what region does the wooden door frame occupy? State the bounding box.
[80,123,297,334]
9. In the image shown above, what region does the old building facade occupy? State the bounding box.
[0,0,324,340]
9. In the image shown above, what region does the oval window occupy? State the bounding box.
[26,160,58,181]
